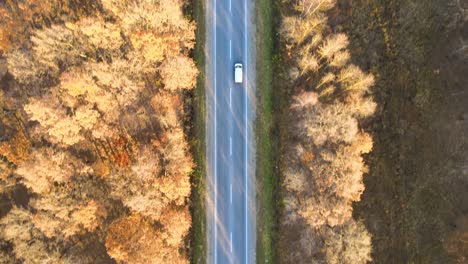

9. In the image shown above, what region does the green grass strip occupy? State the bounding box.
[190,0,207,262]
[255,0,278,262]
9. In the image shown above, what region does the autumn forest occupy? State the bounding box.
[1,0,467,263]
[1,0,196,263]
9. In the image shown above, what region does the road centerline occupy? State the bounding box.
[230,231,233,253]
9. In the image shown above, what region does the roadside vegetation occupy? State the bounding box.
[255,0,278,261]
[276,0,374,262]
[0,0,198,263]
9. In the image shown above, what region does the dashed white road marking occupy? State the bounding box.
[230,231,233,253]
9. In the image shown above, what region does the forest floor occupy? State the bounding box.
[333,0,468,262]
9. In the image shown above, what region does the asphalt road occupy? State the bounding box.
[205,0,256,262]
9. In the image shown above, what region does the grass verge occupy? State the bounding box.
[255,0,278,262]
[189,0,206,262]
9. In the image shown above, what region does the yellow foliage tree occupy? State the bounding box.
[31,193,107,239]
[24,97,83,145]
[160,56,198,90]
[160,207,191,247]
[15,147,91,194]
[0,208,64,264]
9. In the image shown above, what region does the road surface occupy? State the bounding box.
[205,0,256,262]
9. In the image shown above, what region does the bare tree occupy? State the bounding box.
[300,0,336,17]
[323,220,372,264]
[319,33,349,59]
[31,24,87,72]
[6,49,44,85]
[301,103,359,146]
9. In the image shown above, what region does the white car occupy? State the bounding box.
[234,63,243,83]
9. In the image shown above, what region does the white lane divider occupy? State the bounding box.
[230,231,233,253]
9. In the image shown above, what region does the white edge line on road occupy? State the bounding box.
[213,0,217,262]
[244,0,248,261]
[229,0,231,13]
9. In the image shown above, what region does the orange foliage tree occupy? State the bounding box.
[106,213,188,264]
